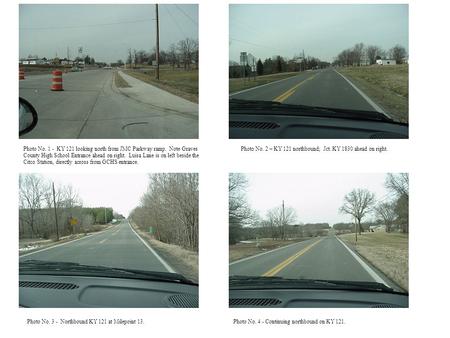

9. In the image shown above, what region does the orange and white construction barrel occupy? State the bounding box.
[19,69,25,80]
[51,70,63,91]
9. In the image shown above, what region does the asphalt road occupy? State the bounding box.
[230,68,382,113]
[19,220,173,273]
[19,69,198,138]
[230,236,391,286]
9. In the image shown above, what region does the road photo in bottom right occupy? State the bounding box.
[229,173,408,308]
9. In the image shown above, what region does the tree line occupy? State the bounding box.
[339,173,409,234]
[117,38,199,70]
[334,42,407,66]
[129,173,198,252]
[229,55,330,79]
[19,174,117,240]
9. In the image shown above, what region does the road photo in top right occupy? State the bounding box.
[229,4,409,139]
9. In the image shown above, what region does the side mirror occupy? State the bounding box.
[19,98,38,136]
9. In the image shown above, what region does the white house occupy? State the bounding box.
[376,59,397,66]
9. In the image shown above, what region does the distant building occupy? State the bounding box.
[376,59,397,66]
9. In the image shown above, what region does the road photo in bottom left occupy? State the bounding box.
[18,173,199,308]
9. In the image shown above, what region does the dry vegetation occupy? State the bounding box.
[114,71,130,88]
[124,65,198,103]
[130,221,198,283]
[339,232,408,291]
[338,64,408,122]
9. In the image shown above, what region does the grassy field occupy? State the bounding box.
[229,72,300,94]
[338,64,409,123]
[229,238,309,263]
[339,232,408,291]
[124,65,198,103]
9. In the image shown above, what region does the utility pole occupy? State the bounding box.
[155,4,160,80]
[52,182,60,241]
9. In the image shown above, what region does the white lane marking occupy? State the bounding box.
[334,236,389,286]
[333,69,390,118]
[229,240,312,266]
[99,238,108,244]
[19,225,118,258]
[127,221,176,273]
[229,74,302,97]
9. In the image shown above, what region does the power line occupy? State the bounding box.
[20,18,155,31]
[174,4,197,26]
[229,37,272,49]
[164,6,187,40]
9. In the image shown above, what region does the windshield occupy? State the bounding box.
[19,173,198,284]
[229,4,408,124]
[229,173,409,294]
[19,4,198,139]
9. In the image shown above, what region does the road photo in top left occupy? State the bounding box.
[19,4,198,139]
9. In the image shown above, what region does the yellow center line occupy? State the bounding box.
[262,238,323,277]
[273,74,317,103]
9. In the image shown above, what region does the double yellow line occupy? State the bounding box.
[262,238,323,277]
[273,74,317,103]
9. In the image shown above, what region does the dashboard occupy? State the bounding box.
[229,113,408,139]
[229,289,408,308]
[19,274,198,308]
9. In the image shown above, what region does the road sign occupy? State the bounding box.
[70,217,78,225]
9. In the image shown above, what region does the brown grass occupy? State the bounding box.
[130,221,198,283]
[339,232,408,291]
[338,65,408,122]
[124,65,198,103]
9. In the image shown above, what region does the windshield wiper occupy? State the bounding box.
[20,260,196,285]
[229,99,401,124]
[229,275,405,294]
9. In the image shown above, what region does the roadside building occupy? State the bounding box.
[376,59,397,65]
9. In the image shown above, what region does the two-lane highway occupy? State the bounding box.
[19,69,198,138]
[230,236,392,286]
[230,68,385,114]
[19,220,174,273]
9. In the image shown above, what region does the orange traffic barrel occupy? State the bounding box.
[51,70,63,91]
[19,69,25,80]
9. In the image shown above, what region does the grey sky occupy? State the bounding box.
[19,4,198,63]
[38,173,149,217]
[245,173,392,225]
[230,4,408,63]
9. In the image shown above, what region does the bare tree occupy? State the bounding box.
[177,38,197,70]
[266,204,297,240]
[389,44,407,64]
[339,188,376,235]
[19,174,49,238]
[366,45,383,65]
[353,43,365,66]
[385,173,409,233]
[375,202,396,232]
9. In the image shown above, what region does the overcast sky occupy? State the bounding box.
[245,173,392,225]
[230,4,408,63]
[19,4,198,63]
[37,173,149,217]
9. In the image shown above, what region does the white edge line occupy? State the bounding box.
[229,239,312,266]
[333,69,390,118]
[229,73,301,97]
[19,223,119,258]
[335,236,390,286]
[127,220,176,274]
